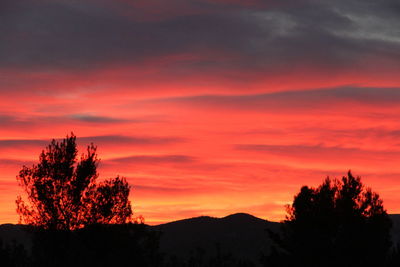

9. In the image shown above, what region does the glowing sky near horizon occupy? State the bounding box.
[2,0,400,225]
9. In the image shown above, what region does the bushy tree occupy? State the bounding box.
[266,171,392,267]
[16,133,132,230]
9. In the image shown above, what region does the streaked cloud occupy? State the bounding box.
[107,155,195,164]
[0,139,47,148]
[0,158,34,167]
[70,114,131,123]
[152,87,400,111]
[0,135,184,148]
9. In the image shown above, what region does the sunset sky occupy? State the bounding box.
[1,0,400,225]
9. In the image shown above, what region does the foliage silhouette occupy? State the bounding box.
[162,243,256,267]
[16,133,132,230]
[0,238,30,267]
[265,171,392,267]
[30,223,162,267]
[387,243,400,267]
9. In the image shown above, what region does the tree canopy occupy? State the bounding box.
[266,171,392,267]
[16,133,132,230]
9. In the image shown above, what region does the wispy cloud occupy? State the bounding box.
[107,154,195,164]
[152,87,400,111]
[70,114,131,123]
[0,135,184,148]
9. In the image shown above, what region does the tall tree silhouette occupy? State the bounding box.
[16,133,132,230]
[266,171,392,267]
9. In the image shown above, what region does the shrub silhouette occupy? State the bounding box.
[16,133,132,230]
[30,223,162,267]
[0,238,30,267]
[266,171,392,267]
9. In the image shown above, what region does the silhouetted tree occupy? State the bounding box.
[266,171,392,267]
[16,133,132,230]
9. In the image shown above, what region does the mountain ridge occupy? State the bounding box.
[2,213,400,266]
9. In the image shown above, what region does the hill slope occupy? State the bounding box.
[152,213,279,264]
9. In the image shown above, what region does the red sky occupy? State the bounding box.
[1,0,400,225]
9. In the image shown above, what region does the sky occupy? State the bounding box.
[1,0,400,225]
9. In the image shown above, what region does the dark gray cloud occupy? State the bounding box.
[152,86,400,111]
[0,139,48,148]
[0,135,184,148]
[1,0,400,78]
[316,127,400,140]
[0,113,152,129]
[236,143,400,159]
[71,114,131,123]
[0,115,29,128]
[237,143,359,154]
[246,127,400,141]
[0,115,14,124]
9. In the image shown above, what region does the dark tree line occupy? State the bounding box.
[0,238,29,267]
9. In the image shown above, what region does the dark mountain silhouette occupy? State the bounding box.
[2,213,400,265]
[154,213,279,265]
